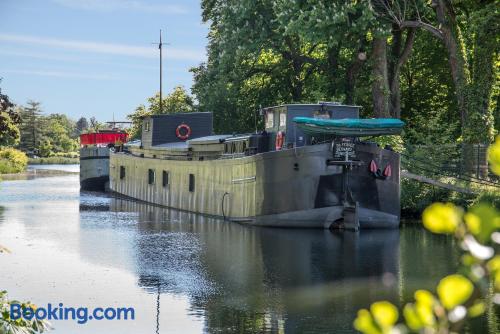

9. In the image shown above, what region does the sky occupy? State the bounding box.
[0,0,209,122]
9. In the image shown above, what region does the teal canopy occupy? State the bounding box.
[293,117,404,136]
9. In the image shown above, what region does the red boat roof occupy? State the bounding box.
[80,132,128,146]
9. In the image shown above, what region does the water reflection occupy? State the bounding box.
[0,172,496,333]
[106,199,399,333]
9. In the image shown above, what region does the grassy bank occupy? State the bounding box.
[28,156,79,165]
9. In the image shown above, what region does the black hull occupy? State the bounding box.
[80,176,108,191]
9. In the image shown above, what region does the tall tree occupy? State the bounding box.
[76,117,89,134]
[19,100,43,154]
[376,0,499,142]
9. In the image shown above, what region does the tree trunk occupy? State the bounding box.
[371,37,390,118]
[432,0,497,176]
[388,27,416,118]
[433,0,469,130]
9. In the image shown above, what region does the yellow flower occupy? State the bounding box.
[422,203,462,234]
[437,274,474,310]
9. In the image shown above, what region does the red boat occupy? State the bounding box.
[80,130,129,191]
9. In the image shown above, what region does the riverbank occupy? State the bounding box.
[0,164,79,181]
[28,157,79,164]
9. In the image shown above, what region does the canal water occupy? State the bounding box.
[0,166,496,333]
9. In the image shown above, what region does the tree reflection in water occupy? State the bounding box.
[109,198,462,333]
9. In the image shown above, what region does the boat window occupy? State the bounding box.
[265,112,274,129]
[279,111,286,127]
[120,166,125,179]
[162,171,169,187]
[189,174,195,192]
[148,169,155,185]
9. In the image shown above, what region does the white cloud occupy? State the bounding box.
[50,0,188,14]
[3,69,116,80]
[0,33,206,61]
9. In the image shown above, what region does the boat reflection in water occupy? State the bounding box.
[109,198,402,333]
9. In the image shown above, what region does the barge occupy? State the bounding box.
[109,103,404,229]
[80,130,128,191]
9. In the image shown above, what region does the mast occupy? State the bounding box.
[159,29,163,113]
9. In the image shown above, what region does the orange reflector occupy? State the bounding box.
[383,164,392,177]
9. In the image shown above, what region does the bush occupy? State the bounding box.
[0,148,28,174]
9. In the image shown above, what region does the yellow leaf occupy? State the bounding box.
[437,274,474,310]
[370,301,399,329]
[487,256,500,273]
[464,213,481,235]
[466,204,500,243]
[353,309,382,334]
[414,290,436,326]
[468,301,485,317]
[422,203,462,234]
[488,136,500,176]
[414,290,434,307]
[403,304,423,331]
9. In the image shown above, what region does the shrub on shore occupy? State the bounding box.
[0,147,28,174]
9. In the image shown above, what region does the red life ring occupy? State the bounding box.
[275,131,285,150]
[176,124,191,141]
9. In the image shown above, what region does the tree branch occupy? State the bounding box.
[400,20,443,40]
[397,28,417,70]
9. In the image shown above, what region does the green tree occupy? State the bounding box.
[128,86,195,139]
[18,100,43,155]
[42,114,78,154]
[0,86,21,147]
[76,117,88,134]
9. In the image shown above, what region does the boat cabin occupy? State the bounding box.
[137,103,360,156]
[261,102,360,149]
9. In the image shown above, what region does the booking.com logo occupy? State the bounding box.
[10,303,135,324]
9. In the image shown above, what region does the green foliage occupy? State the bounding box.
[365,135,405,153]
[0,148,28,174]
[194,0,498,147]
[18,102,79,157]
[400,34,460,145]
[461,2,499,143]
[128,86,195,139]
[0,112,20,147]
[472,191,500,210]
[0,86,21,147]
